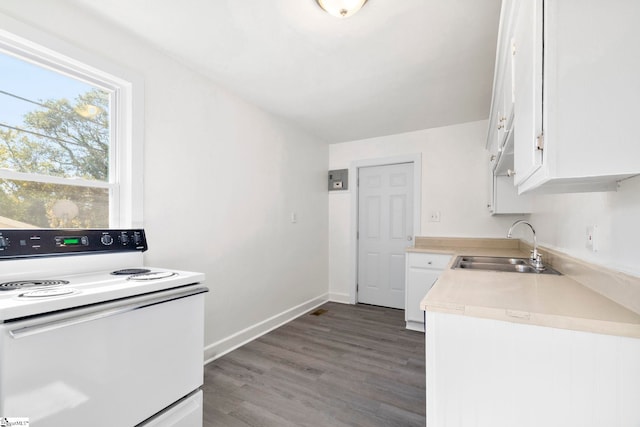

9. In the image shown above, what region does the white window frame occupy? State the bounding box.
[0,14,143,228]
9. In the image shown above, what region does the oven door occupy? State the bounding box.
[0,285,207,427]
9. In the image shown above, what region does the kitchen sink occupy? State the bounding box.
[452,256,561,275]
[457,256,527,265]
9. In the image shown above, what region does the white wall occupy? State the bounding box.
[328,120,522,300]
[529,176,640,277]
[328,118,640,303]
[0,1,329,357]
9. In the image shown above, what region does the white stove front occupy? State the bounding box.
[0,262,205,321]
[0,283,206,427]
[0,244,207,427]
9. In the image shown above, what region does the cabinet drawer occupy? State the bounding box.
[407,253,452,270]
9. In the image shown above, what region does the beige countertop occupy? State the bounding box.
[413,237,640,339]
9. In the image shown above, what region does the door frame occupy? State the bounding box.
[349,154,422,305]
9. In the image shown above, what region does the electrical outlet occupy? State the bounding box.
[429,211,441,222]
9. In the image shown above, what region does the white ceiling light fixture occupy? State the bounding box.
[315,0,369,19]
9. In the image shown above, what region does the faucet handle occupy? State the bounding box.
[530,253,545,270]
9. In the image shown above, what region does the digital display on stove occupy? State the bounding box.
[55,236,89,247]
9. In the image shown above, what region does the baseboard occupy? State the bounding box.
[406,320,425,332]
[203,293,329,365]
[328,292,351,304]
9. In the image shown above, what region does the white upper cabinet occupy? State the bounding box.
[511,0,543,186]
[508,0,640,194]
[486,0,517,155]
[486,0,532,214]
[488,130,532,215]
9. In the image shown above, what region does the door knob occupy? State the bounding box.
[407,236,413,241]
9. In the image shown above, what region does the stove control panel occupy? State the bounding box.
[0,229,147,259]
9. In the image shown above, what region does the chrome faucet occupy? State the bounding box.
[507,220,545,270]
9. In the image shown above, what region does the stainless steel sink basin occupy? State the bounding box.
[452,256,561,275]
[458,256,527,265]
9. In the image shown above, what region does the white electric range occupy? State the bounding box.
[0,229,207,427]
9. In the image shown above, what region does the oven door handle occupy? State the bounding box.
[8,286,208,339]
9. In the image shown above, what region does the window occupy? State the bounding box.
[0,25,142,229]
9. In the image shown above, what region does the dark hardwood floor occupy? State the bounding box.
[203,302,425,427]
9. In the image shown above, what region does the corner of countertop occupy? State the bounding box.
[530,244,640,317]
[413,235,640,336]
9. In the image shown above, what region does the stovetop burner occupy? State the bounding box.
[111,268,151,275]
[0,280,70,291]
[19,288,79,298]
[127,271,178,281]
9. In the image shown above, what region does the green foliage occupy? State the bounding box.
[0,89,110,228]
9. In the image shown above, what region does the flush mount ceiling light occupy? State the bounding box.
[316,0,369,18]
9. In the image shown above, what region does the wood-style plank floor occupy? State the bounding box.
[202,302,425,427]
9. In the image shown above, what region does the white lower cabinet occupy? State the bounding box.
[404,252,451,331]
[425,311,640,427]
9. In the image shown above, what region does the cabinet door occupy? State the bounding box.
[500,0,517,136]
[512,0,543,186]
[406,267,440,325]
[487,162,496,214]
[488,131,532,215]
[487,0,519,153]
[502,34,515,130]
[426,312,640,427]
[405,252,451,331]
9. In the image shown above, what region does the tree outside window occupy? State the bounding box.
[0,51,112,228]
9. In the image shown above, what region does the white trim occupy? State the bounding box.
[203,294,329,365]
[0,170,113,189]
[406,320,425,332]
[0,13,144,228]
[349,154,422,305]
[328,292,351,304]
[115,77,145,228]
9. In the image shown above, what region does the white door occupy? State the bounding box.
[357,163,414,309]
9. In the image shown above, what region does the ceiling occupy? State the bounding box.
[65,0,501,143]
